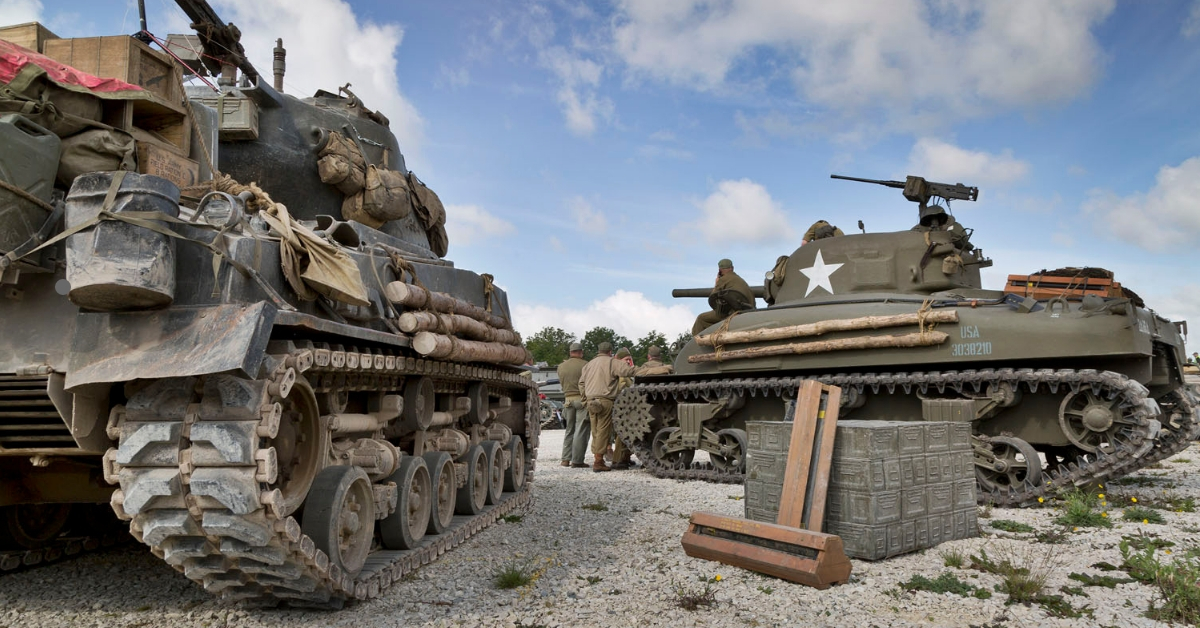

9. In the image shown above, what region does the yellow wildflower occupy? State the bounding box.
[1073,527,1079,531]
[1099,484,1104,489]
[1101,512,1108,518]
[1131,497,1138,503]
[1038,497,1044,503]
[1098,494,1105,500]
[1167,550,1173,554]
[1101,502,1107,507]
[1143,519,1149,524]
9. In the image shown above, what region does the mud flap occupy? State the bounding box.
[65,303,276,390]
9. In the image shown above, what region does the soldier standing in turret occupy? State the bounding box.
[557,342,589,468]
[635,345,673,376]
[801,220,844,245]
[691,259,756,336]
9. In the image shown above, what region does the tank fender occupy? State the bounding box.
[64,303,276,390]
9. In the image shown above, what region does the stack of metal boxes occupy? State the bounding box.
[745,420,978,560]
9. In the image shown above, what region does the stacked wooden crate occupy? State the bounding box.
[37,33,200,188]
[746,420,978,560]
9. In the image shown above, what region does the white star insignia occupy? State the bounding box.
[800,250,843,297]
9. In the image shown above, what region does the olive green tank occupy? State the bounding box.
[614,175,1196,506]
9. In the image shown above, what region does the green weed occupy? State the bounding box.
[940,547,965,568]
[990,520,1035,533]
[1123,507,1165,524]
[1054,489,1111,528]
[1067,572,1136,588]
[493,560,535,590]
[581,502,609,512]
[898,572,992,599]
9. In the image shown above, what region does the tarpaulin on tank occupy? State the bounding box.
[0,39,149,100]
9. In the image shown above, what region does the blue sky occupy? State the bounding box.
[11,0,1200,345]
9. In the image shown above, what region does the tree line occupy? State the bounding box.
[525,326,693,366]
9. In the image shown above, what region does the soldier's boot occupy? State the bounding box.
[592,456,611,473]
[560,460,571,467]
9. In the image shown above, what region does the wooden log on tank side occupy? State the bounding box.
[687,331,950,363]
[384,281,511,330]
[412,331,532,365]
[398,311,523,346]
[695,310,958,347]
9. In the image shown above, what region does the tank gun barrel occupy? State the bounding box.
[174,0,259,82]
[831,174,979,206]
[673,287,766,299]
[829,174,906,189]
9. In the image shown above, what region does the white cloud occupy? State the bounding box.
[1082,157,1200,249]
[540,46,613,136]
[436,64,470,89]
[685,179,795,244]
[513,290,696,339]
[612,0,1114,131]
[905,138,1030,185]
[569,196,607,234]
[649,129,676,142]
[210,0,424,158]
[1185,0,1200,37]
[444,204,515,247]
[0,0,40,24]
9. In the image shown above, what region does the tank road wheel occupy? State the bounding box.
[710,428,749,473]
[1058,388,1143,454]
[422,452,456,535]
[481,440,505,505]
[454,445,488,515]
[503,436,526,492]
[651,427,695,469]
[302,465,375,576]
[976,436,1044,494]
[0,504,72,549]
[381,456,431,550]
[272,377,325,517]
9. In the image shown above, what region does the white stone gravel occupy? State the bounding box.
[3,434,1200,627]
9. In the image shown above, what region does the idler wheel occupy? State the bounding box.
[422,451,456,535]
[380,456,431,550]
[1059,387,1139,453]
[302,465,375,576]
[710,428,748,473]
[975,436,1043,494]
[651,427,695,469]
[271,377,325,517]
[1,504,72,550]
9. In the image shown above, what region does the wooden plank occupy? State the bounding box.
[806,385,841,532]
[0,22,60,52]
[776,380,822,529]
[682,511,852,589]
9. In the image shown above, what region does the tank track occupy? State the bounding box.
[0,523,128,573]
[614,368,1165,506]
[107,343,537,608]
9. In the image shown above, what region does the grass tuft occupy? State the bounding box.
[581,502,609,512]
[673,581,718,611]
[1122,532,1174,552]
[978,504,993,519]
[940,547,965,568]
[1119,540,1200,623]
[493,560,535,590]
[501,514,524,523]
[1068,572,1136,588]
[1054,489,1111,528]
[1034,528,1070,545]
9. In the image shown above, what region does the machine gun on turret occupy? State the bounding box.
[830,175,978,227]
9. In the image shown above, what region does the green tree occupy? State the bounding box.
[632,330,669,364]
[581,326,633,359]
[525,327,575,366]
[669,331,693,359]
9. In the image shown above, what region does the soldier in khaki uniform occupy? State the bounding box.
[692,259,756,336]
[635,345,673,376]
[556,342,589,468]
[580,341,635,472]
[610,347,635,470]
[801,220,844,245]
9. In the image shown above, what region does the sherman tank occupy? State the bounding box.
[0,0,535,606]
[614,174,1196,506]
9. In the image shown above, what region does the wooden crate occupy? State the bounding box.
[1003,273,1122,300]
[136,139,200,189]
[43,36,183,106]
[0,22,59,53]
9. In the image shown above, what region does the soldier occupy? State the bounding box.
[556,342,590,468]
[580,341,635,472]
[611,347,635,470]
[801,220,844,245]
[635,345,673,376]
[691,258,756,336]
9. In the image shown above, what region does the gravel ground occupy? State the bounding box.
[3,433,1200,628]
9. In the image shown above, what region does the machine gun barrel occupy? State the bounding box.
[673,287,766,299]
[174,0,259,81]
[830,174,906,189]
